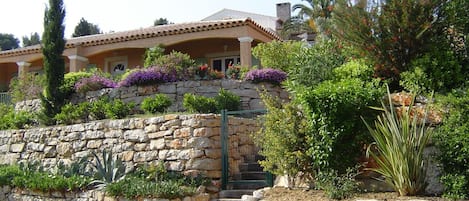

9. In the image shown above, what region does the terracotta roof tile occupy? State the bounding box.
[0,18,280,58]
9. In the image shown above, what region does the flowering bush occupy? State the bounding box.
[244,68,287,85]
[194,64,209,79]
[119,67,177,87]
[74,75,117,93]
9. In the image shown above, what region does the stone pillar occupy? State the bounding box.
[238,36,253,67]
[16,61,32,78]
[68,55,89,72]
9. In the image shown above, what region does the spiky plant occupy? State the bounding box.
[90,149,125,189]
[363,87,433,196]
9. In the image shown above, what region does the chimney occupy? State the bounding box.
[276,2,291,32]
[276,2,291,23]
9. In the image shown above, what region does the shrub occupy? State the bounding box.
[74,75,117,93]
[104,99,135,119]
[152,51,196,80]
[253,93,313,188]
[119,67,177,87]
[252,40,305,72]
[0,104,35,130]
[143,45,165,67]
[215,89,240,111]
[141,94,172,114]
[244,68,287,85]
[332,59,374,82]
[434,88,469,199]
[315,168,359,200]
[8,72,45,103]
[54,102,90,125]
[0,165,21,186]
[182,93,217,114]
[363,87,433,196]
[297,78,384,172]
[89,98,108,120]
[61,71,93,96]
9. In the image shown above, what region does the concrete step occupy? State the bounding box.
[219,190,254,199]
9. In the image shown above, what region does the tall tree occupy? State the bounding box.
[153,18,170,26]
[0,33,20,50]
[72,17,101,37]
[22,32,41,47]
[293,0,336,36]
[40,0,66,123]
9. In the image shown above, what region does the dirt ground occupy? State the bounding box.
[262,187,455,201]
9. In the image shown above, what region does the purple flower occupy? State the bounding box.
[118,67,178,87]
[75,75,117,93]
[244,68,287,85]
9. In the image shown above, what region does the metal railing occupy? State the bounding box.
[0,92,11,105]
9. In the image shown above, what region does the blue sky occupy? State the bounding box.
[1,0,303,41]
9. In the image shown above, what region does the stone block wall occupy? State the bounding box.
[15,80,288,113]
[0,114,259,179]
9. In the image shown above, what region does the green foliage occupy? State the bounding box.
[215,89,240,111]
[141,94,172,114]
[22,32,41,47]
[254,93,313,187]
[363,88,433,196]
[106,163,207,199]
[287,38,347,87]
[9,72,45,103]
[144,45,165,67]
[0,165,21,186]
[61,71,93,97]
[440,174,467,200]
[1,162,91,193]
[151,50,196,80]
[332,59,373,81]
[104,99,135,119]
[296,78,384,172]
[90,150,126,189]
[401,49,466,94]
[252,40,304,72]
[72,17,101,37]
[0,33,19,50]
[41,0,67,121]
[0,104,35,130]
[183,93,217,114]
[315,167,359,200]
[434,88,469,198]
[333,0,447,88]
[54,102,90,125]
[89,98,108,120]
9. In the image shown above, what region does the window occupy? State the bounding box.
[105,56,128,76]
[211,56,240,73]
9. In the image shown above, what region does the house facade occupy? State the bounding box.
[0,17,281,92]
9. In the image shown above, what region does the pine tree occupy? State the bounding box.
[22,32,41,47]
[40,0,66,124]
[72,18,101,37]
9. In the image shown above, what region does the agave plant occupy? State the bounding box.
[363,87,433,196]
[89,149,126,189]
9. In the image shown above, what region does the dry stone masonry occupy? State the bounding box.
[15,80,288,113]
[0,114,259,180]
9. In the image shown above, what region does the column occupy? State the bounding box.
[238,36,253,67]
[68,55,89,72]
[16,61,32,78]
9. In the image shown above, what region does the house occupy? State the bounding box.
[0,3,294,92]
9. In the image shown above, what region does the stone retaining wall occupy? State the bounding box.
[0,187,210,201]
[0,114,259,180]
[15,80,288,113]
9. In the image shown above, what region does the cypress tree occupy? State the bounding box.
[40,0,66,124]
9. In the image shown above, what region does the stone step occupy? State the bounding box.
[234,171,267,180]
[244,154,265,163]
[228,180,269,190]
[219,190,255,199]
[239,163,263,172]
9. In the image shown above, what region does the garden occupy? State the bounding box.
[1,0,469,200]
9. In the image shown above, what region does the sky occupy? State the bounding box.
[1,0,304,44]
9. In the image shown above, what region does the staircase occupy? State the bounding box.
[218,155,272,201]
